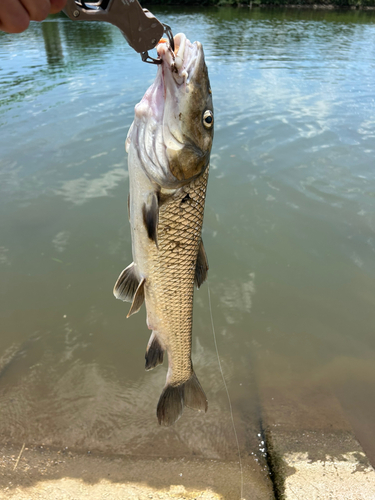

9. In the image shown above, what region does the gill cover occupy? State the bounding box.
[162,35,214,183]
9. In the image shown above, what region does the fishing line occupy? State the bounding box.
[207,283,244,500]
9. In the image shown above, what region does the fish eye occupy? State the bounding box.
[203,110,214,129]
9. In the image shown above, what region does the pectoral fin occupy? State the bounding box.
[194,240,209,289]
[113,263,139,302]
[142,193,159,247]
[127,278,145,317]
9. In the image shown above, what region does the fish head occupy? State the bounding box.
[128,34,213,188]
[158,33,214,183]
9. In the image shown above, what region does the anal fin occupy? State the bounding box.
[113,263,139,302]
[145,332,164,371]
[194,240,209,289]
[127,278,145,317]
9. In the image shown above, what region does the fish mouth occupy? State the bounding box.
[157,33,201,85]
[134,34,201,122]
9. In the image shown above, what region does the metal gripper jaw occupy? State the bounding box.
[63,0,174,64]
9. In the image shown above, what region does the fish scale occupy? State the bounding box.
[145,167,209,386]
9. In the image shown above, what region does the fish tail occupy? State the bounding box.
[157,371,208,426]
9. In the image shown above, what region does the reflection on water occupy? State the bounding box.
[0,331,245,460]
[42,21,64,68]
[54,167,128,204]
[1,6,375,489]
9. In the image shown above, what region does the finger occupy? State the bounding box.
[50,0,67,14]
[20,0,50,22]
[0,0,30,33]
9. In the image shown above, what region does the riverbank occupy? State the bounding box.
[144,1,375,9]
[0,445,273,500]
[2,384,375,500]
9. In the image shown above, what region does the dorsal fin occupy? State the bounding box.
[194,240,209,289]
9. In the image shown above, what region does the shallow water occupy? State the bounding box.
[1,5,375,490]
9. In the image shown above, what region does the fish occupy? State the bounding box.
[113,33,214,426]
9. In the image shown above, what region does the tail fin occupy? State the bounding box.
[157,372,207,426]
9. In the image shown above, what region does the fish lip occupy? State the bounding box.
[157,33,201,85]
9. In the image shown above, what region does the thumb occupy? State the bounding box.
[50,0,67,14]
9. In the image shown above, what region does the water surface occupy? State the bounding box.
[1,6,375,494]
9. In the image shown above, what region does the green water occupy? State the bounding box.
[1,5,375,492]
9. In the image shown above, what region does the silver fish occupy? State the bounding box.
[114,33,214,426]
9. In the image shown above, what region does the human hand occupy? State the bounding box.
[0,0,67,33]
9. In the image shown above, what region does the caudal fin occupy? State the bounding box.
[157,372,208,426]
